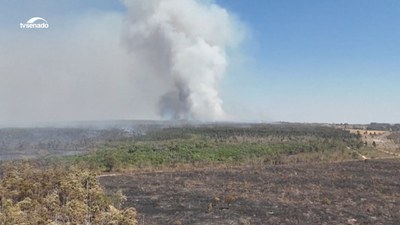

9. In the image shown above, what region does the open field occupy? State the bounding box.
[347,128,400,158]
[65,124,375,171]
[1,122,400,224]
[100,159,400,225]
[2,122,397,166]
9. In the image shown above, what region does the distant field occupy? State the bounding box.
[347,129,387,136]
[64,124,373,171]
[0,127,136,159]
[0,123,395,169]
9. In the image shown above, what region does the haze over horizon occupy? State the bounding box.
[1,0,399,125]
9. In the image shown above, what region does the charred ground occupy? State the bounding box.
[100,159,400,225]
[1,121,400,224]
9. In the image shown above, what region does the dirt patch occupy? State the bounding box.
[99,159,400,225]
[347,129,400,158]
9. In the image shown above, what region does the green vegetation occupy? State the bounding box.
[0,123,389,224]
[66,124,366,171]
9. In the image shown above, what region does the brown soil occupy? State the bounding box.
[348,129,400,158]
[99,159,400,225]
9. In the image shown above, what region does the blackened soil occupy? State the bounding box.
[99,159,400,225]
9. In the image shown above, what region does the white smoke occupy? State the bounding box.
[122,0,243,120]
[0,1,245,126]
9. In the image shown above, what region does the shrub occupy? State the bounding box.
[0,161,137,225]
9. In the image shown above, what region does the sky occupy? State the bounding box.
[0,0,399,125]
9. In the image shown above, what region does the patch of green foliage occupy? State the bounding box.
[66,124,364,171]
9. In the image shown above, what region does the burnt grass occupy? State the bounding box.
[99,159,400,225]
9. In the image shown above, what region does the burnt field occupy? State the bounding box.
[2,122,399,224]
[100,159,400,225]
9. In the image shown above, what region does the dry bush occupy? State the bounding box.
[0,161,137,225]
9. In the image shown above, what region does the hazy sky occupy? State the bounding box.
[0,0,399,125]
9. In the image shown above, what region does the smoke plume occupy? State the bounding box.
[122,0,242,120]
[0,0,245,126]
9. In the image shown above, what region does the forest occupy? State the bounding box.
[62,123,367,172]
